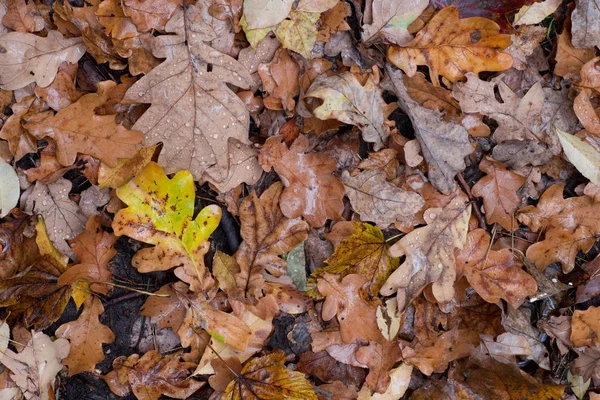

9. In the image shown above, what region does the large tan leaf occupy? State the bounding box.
[0,30,86,90]
[381,198,471,311]
[0,159,19,218]
[556,128,600,187]
[55,297,115,376]
[25,81,144,168]
[362,0,428,45]
[387,6,513,86]
[305,72,390,150]
[123,4,258,187]
[572,0,600,49]
[243,0,294,30]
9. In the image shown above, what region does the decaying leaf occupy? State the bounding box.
[362,0,429,45]
[55,296,115,376]
[381,197,471,311]
[222,352,318,400]
[0,30,86,90]
[387,6,513,86]
[112,162,221,293]
[305,72,390,150]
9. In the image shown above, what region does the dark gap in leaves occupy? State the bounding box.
[389,109,415,139]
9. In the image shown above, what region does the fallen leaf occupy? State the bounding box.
[370,363,412,400]
[386,66,471,194]
[0,30,86,90]
[57,215,116,295]
[297,350,366,388]
[0,159,19,218]
[401,72,462,122]
[554,26,595,80]
[0,96,46,161]
[296,0,338,13]
[259,135,344,227]
[1,0,44,32]
[568,370,591,399]
[275,10,320,59]
[243,0,294,29]
[362,0,429,45]
[501,306,550,369]
[140,282,188,332]
[557,128,600,187]
[0,214,38,279]
[381,197,471,311]
[258,49,300,112]
[480,332,532,364]
[571,0,600,49]
[222,351,318,400]
[571,306,600,347]
[112,162,221,293]
[577,256,600,303]
[430,0,538,27]
[387,6,513,86]
[25,81,144,167]
[34,69,85,112]
[512,0,561,25]
[0,331,70,400]
[123,5,256,186]
[122,0,180,32]
[310,222,400,302]
[234,182,309,299]
[305,72,390,150]
[471,158,525,230]
[103,350,204,400]
[55,296,114,376]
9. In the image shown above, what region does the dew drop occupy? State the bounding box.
[212,134,218,139]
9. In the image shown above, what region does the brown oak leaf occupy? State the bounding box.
[571,306,600,348]
[258,49,300,112]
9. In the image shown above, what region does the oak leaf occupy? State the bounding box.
[355,340,403,393]
[259,135,344,227]
[455,229,537,308]
[310,222,400,302]
[0,331,70,400]
[123,5,257,187]
[381,198,471,311]
[318,273,384,344]
[234,182,309,299]
[258,49,300,112]
[34,67,84,112]
[1,0,44,32]
[342,169,424,228]
[113,162,221,293]
[574,58,600,135]
[57,215,116,295]
[103,350,204,400]
[0,30,86,90]
[98,145,160,189]
[0,96,46,161]
[140,282,188,331]
[362,0,429,45]
[471,158,525,230]
[55,296,115,376]
[387,6,513,87]
[25,81,144,168]
[222,351,318,400]
[274,10,320,59]
[571,306,600,347]
[296,350,366,388]
[386,66,471,194]
[554,28,595,79]
[572,0,600,49]
[305,72,390,150]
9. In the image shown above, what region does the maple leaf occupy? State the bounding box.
[222,351,318,400]
[0,330,70,400]
[0,30,86,90]
[387,66,471,194]
[55,296,115,376]
[471,158,525,230]
[342,169,424,228]
[381,197,471,311]
[234,182,309,299]
[455,229,537,308]
[305,72,390,150]
[25,81,144,168]
[55,216,115,297]
[112,162,221,293]
[387,6,513,87]
[123,4,257,187]
[318,273,384,344]
[103,350,204,400]
[361,0,429,45]
[310,222,400,302]
[259,135,344,227]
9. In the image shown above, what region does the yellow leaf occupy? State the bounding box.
[240,15,274,48]
[275,11,320,59]
[112,162,221,291]
[98,144,160,189]
[556,128,600,187]
[387,6,513,86]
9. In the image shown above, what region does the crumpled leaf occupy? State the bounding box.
[471,158,525,230]
[103,350,204,400]
[556,128,600,187]
[305,72,390,150]
[0,159,19,218]
[259,135,344,227]
[310,222,400,302]
[222,351,318,400]
[55,296,115,376]
[572,0,600,49]
[0,30,86,90]
[381,197,471,311]
[455,229,537,308]
[25,81,144,168]
[112,162,221,293]
[234,182,309,299]
[258,49,300,112]
[512,0,561,25]
[342,169,424,228]
[388,6,513,87]
[123,5,257,187]
[0,331,70,400]
[0,96,45,161]
[57,215,116,295]
[243,0,294,30]
[387,66,471,194]
[362,0,429,45]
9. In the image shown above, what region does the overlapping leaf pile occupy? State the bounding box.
[2,0,600,399]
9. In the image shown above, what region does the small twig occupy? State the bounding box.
[457,172,487,229]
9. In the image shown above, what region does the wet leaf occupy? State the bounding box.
[275,10,320,59]
[362,0,429,45]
